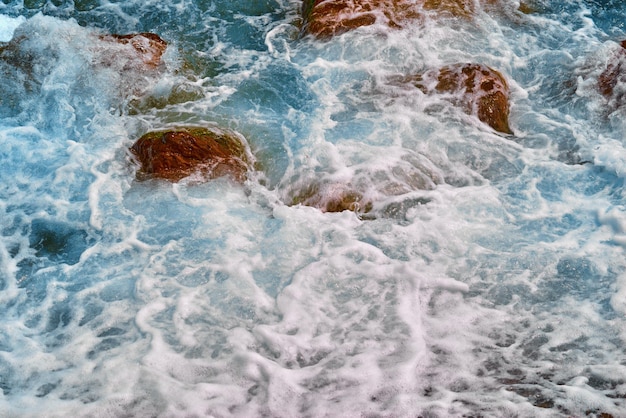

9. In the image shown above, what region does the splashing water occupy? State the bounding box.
[1,0,626,416]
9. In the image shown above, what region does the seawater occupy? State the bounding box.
[0,1,625,417]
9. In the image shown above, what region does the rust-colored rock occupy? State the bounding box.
[598,40,626,99]
[301,0,522,38]
[130,127,253,182]
[99,32,167,69]
[406,63,513,134]
[302,0,422,38]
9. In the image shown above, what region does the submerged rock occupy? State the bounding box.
[0,28,167,77]
[290,181,373,213]
[29,219,88,265]
[0,21,169,118]
[598,40,626,103]
[287,152,443,215]
[130,127,253,182]
[402,63,513,134]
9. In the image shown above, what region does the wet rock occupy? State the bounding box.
[0,23,168,119]
[130,126,253,182]
[290,181,373,213]
[301,0,422,38]
[0,29,167,76]
[287,151,443,215]
[422,0,477,17]
[301,0,528,38]
[504,384,554,409]
[598,40,626,102]
[98,32,168,70]
[404,63,513,134]
[517,1,540,14]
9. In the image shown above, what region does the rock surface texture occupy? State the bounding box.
[130,127,253,182]
[598,40,626,104]
[96,32,168,71]
[302,0,420,38]
[406,63,513,134]
[301,0,526,38]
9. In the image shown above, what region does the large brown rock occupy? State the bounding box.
[302,0,421,38]
[404,63,513,134]
[598,40,626,101]
[130,127,253,182]
[301,0,522,38]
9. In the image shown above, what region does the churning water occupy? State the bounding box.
[1,0,626,416]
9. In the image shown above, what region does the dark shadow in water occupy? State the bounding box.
[29,219,88,265]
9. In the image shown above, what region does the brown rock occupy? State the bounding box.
[517,1,538,14]
[302,0,421,38]
[130,127,253,182]
[598,40,626,99]
[301,0,515,38]
[406,63,513,134]
[422,0,476,18]
[99,32,167,69]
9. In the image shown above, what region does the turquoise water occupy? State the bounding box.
[1,1,626,416]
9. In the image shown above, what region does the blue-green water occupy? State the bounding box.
[1,1,626,416]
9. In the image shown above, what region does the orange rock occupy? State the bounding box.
[302,0,421,37]
[130,127,252,182]
[301,0,522,38]
[406,63,513,134]
[598,40,626,99]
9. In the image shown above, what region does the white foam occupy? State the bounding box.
[0,14,24,42]
[1,2,626,416]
